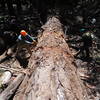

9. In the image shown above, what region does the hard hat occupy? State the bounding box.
[20,30,27,36]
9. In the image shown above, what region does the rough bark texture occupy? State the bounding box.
[13,17,89,100]
[13,74,30,100]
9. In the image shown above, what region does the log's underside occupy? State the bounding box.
[13,17,88,100]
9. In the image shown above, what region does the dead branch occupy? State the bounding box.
[0,73,25,100]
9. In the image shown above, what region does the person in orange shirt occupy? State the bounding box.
[18,30,37,44]
[16,30,37,60]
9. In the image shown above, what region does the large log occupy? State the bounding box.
[13,74,30,100]
[13,17,89,100]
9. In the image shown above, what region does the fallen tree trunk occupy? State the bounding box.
[13,17,89,100]
[13,74,30,100]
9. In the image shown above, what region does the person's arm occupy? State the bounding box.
[17,35,22,41]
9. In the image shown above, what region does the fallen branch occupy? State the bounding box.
[13,74,30,100]
[0,64,29,74]
[0,73,25,100]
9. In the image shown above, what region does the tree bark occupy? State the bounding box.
[13,74,30,100]
[13,17,89,100]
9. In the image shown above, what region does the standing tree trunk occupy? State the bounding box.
[0,0,5,10]
[13,17,89,100]
[6,0,15,15]
[16,0,22,14]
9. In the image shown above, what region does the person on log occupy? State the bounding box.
[18,30,37,45]
[16,30,37,60]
